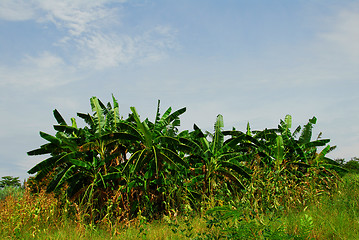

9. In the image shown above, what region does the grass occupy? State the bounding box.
[1,173,359,239]
[304,173,359,239]
[249,173,359,239]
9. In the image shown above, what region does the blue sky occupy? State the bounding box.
[0,0,358,181]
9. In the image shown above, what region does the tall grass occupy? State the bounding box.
[281,173,359,239]
[0,186,24,201]
[195,173,359,239]
[0,187,207,239]
[0,190,61,239]
[1,173,358,239]
[306,173,359,239]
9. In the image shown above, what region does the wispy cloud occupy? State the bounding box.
[0,0,37,21]
[36,0,125,36]
[75,26,178,69]
[0,0,178,71]
[0,52,79,90]
[0,0,124,29]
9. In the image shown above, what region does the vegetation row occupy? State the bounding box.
[2,95,357,238]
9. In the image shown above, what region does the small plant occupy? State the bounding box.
[166,212,197,239]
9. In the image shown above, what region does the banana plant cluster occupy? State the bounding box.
[27,96,343,221]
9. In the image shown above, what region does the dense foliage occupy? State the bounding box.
[27,96,345,224]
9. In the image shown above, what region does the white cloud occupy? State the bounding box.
[76,33,135,69]
[0,0,178,70]
[0,0,125,26]
[36,0,124,36]
[3,0,125,39]
[76,26,178,69]
[0,0,37,21]
[0,52,79,90]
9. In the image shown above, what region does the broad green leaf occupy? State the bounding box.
[291,139,307,163]
[71,118,77,128]
[216,167,245,189]
[285,114,292,129]
[77,112,94,127]
[29,152,80,176]
[34,167,53,181]
[193,124,206,138]
[54,125,78,135]
[299,116,317,144]
[100,132,141,142]
[27,143,55,156]
[112,94,120,128]
[117,121,142,138]
[275,135,284,166]
[130,107,153,147]
[179,137,203,154]
[157,107,186,132]
[314,145,331,165]
[154,99,161,126]
[28,154,63,174]
[303,139,330,149]
[246,122,251,136]
[53,109,67,125]
[46,165,75,192]
[53,165,76,191]
[153,146,159,175]
[69,159,92,170]
[123,149,146,174]
[40,131,61,145]
[133,149,150,173]
[160,148,189,168]
[97,98,109,115]
[90,96,105,135]
[155,106,172,131]
[221,161,251,179]
[102,172,122,181]
[212,114,224,154]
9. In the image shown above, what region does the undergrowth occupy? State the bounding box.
[1,174,358,239]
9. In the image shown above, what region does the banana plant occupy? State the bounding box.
[121,103,188,177]
[102,102,189,217]
[182,114,251,197]
[27,109,83,187]
[249,115,344,175]
[27,96,134,214]
[280,116,342,171]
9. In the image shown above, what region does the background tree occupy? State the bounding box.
[0,176,21,188]
[342,157,359,173]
